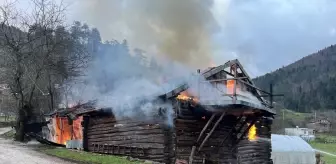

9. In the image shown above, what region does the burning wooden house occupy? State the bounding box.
[82,59,276,164]
[40,101,97,148]
[39,59,277,164]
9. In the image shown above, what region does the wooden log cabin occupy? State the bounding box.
[40,101,97,148]
[81,59,276,164]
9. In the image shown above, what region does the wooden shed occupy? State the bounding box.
[41,101,97,148]
[82,60,277,164]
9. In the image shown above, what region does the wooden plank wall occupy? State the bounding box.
[86,116,172,163]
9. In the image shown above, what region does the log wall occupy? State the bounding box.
[236,116,273,164]
[86,116,172,163]
[175,105,238,164]
[84,102,273,164]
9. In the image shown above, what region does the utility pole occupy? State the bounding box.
[197,69,201,100]
[0,95,2,117]
[282,109,285,134]
[268,83,284,108]
[270,83,273,108]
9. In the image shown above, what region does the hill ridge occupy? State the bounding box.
[253,44,336,112]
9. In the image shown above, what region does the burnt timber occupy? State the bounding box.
[58,59,277,164]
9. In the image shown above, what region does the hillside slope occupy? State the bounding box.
[253,45,336,112]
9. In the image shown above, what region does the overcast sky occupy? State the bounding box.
[8,0,336,77]
[211,0,336,76]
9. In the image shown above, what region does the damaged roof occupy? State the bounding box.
[48,60,276,117]
[45,100,98,117]
[159,59,276,114]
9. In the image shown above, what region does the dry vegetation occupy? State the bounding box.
[0,0,90,141]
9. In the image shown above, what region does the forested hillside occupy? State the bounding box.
[253,45,336,112]
[0,0,160,141]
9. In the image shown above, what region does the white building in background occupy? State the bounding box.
[285,126,315,142]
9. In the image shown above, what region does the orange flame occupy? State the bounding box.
[176,91,199,102]
[176,91,191,100]
[248,124,257,141]
[54,117,71,145]
[227,80,235,94]
[52,116,83,145]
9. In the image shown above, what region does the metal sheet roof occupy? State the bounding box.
[271,134,315,152]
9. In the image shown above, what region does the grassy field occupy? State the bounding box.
[316,134,336,141]
[41,147,144,164]
[272,109,311,133]
[0,127,142,163]
[0,116,15,122]
[310,134,336,164]
[274,109,336,163]
[281,109,310,119]
[310,141,336,164]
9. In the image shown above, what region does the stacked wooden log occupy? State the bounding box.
[175,118,206,163]
[163,126,176,164]
[174,105,238,164]
[86,116,171,163]
[236,116,273,164]
[256,117,273,164]
[83,99,274,164]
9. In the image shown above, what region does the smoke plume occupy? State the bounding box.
[64,41,187,126]
[64,1,262,126]
[74,0,219,68]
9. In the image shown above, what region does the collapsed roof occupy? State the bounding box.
[48,59,276,118]
[45,100,98,117]
[159,59,276,114]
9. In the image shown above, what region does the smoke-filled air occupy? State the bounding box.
[59,0,222,125]
[62,0,263,125]
[76,0,219,68]
[1,1,331,163]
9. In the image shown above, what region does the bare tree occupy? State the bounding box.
[0,0,89,141]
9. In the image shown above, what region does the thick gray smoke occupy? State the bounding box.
[65,43,191,126]
[63,0,220,126]
[66,48,260,126]
[75,0,219,68]
[64,0,262,126]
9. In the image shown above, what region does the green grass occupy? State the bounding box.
[0,121,15,128]
[316,134,336,140]
[310,133,336,164]
[0,116,15,122]
[272,109,311,133]
[0,128,15,139]
[42,147,143,164]
[310,141,336,164]
[281,109,310,120]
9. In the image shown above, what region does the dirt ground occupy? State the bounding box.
[0,127,74,164]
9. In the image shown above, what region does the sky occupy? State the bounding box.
[6,0,336,77]
[211,0,336,76]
